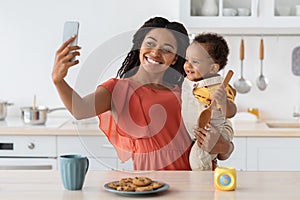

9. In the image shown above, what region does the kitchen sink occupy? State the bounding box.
[266,122,300,128]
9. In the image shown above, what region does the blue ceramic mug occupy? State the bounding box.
[59,154,89,190]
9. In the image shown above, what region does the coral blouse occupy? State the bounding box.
[98,78,192,170]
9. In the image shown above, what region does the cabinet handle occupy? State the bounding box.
[27,143,35,150]
[0,165,52,170]
[256,0,260,17]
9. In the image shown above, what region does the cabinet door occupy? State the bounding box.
[117,159,134,171]
[259,0,300,28]
[57,136,119,170]
[57,136,117,157]
[247,137,300,171]
[180,0,300,29]
[180,0,259,29]
[57,157,117,171]
[218,137,247,171]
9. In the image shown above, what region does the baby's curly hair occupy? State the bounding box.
[194,33,229,71]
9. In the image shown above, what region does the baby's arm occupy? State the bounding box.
[213,85,237,118]
[225,99,237,118]
[194,120,234,156]
[217,122,234,160]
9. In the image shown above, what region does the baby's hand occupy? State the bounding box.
[212,86,227,114]
[193,124,221,154]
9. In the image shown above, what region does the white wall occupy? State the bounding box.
[0,0,299,120]
[0,0,179,117]
[224,36,300,120]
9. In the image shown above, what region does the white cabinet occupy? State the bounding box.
[218,137,247,171]
[0,135,134,171]
[0,136,57,170]
[57,136,133,170]
[219,136,300,171]
[3,134,299,171]
[180,0,300,29]
[247,137,300,171]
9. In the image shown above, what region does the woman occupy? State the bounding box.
[52,17,233,170]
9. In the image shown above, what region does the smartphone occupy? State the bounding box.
[62,21,80,61]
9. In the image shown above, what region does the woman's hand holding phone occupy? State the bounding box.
[52,32,81,84]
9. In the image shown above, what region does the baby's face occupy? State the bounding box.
[184,42,215,81]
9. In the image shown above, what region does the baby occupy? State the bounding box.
[181,33,237,170]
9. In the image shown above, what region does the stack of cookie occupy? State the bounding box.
[107,176,165,192]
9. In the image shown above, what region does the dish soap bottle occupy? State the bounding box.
[201,0,218,16]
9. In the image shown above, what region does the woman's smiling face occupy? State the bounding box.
[139,28,178,75]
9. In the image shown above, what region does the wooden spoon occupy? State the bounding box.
[197,70,234,128]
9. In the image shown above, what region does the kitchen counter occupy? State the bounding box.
[232,120,300,137]
[0,116,299,137]
[1,170,300,200]
[0,117,101,136]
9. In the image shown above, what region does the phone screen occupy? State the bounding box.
[63,21,79,46]
[62,21,79,61]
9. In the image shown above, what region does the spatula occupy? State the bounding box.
[197,70,234,128]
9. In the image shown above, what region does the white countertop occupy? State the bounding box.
[0,116,299,137]
[232,119,300,137]
[0,116,69,128]
[1,170,300,200]
[0,116,101,136]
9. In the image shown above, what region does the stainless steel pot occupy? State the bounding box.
[21,106,66,125]
[0,101,14,120]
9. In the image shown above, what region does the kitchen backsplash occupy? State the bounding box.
[223,35,300,120]
[0,0,299,120]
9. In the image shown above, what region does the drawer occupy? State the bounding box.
[57,136,117,158]
[0,136,56,157]
[57,157,117,170]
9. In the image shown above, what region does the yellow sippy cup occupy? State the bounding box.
[214,166,236,191]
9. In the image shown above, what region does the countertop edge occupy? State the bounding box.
[0,118,299,137]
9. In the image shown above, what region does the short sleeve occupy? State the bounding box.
[98,78,118,93]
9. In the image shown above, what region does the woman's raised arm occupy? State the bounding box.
[52,36,111,119]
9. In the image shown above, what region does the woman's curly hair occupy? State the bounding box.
[116,17,189,86]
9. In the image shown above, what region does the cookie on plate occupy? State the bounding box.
[132,176,152,186]
[107,181,121,189]
[116,183,136,192]
[119,177,133,185]
[150,181,165,189]
[135,185,154,192]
